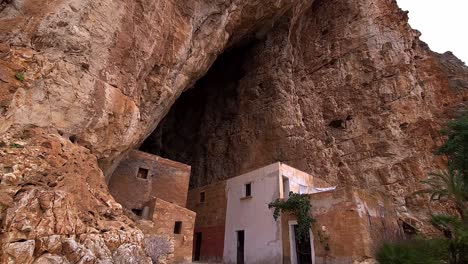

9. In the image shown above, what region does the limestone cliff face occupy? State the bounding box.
[0,0,299,262]
[0,0,467,262]
[144,0,468,227]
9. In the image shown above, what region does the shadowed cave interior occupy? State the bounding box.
[140,41,257,188]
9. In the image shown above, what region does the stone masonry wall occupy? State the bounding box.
[139,198,196,264]
[311,187,400,263]
[108,150,191,213]
[281,187,400,263]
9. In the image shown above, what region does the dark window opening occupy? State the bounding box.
[132,208,143,217]
[174,221,183,234]
[245,183,252,197]
[137,168,149,179]
[200,191,205,203]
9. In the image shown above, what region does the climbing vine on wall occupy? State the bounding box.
[268,192,314,240]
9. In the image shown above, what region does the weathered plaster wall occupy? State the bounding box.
[108,150,190,212]
[309,187,401,264]
[280,187,400,264]
[223,162,333,264]
[187,182,227,262]
[280,163,332,196]
[139,198,196,264]
[224,163,283,264]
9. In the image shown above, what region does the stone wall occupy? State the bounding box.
[139,198,196,264]
[281,187,401,264]
[108,150,190,213]
[187,181,227,262]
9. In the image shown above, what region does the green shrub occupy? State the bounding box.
[377,238,449,264]
[268,192,313,240]
[15,72,25,82]
[431,215,468,264]
[436,111,468,179]
[377,216,468,264]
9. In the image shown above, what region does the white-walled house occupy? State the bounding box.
[187,163,401,264]
[189,163,331,264]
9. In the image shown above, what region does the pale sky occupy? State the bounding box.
[396,0,468,64]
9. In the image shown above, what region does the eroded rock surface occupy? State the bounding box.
[0,0,301,262]
[1,0,468,262]
[143,0,468,229]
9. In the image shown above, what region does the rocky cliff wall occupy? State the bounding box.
[0,0,467,262]
[143,0,468,228]
[0,0,300,262]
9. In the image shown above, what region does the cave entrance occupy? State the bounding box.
[139,41,257,188]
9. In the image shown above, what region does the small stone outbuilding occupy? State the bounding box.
[108,150,195,263]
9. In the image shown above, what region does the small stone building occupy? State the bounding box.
[108,150,196,263]
[188,163,401,264]
[282,187,401,264]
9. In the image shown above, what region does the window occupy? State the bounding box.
[282,176,290,199]
[245,183,252,197]
[132,208,143,217]
[200,191,205,203]
[137,168,149,179]
[174,221,182,234]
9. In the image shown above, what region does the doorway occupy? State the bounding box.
[193,232,202,261]
[237,230,245,264]
[289,221,314,264]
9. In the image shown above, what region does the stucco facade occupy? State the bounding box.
[189,163,401,264]
[281,187,402,264]
[224,163,283,264]
[109,150,190,212]
[187,182,227,262]
[139,198,196,263]
[189,163,333,264]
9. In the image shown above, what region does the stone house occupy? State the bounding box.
[188,163,401,264]
[108,150,196,263]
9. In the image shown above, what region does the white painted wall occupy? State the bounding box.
[280,163,332,196]
[223,163,332,264]
[223,163,283,264]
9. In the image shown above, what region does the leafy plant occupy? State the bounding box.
[15,72,25,82]
[436,111,468,179]
[377,238,449,264]
[415,169,467,221]
[378,112,468,264]
[268,192,314,240]
[431,215,468,264]
[317,229,330,251]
